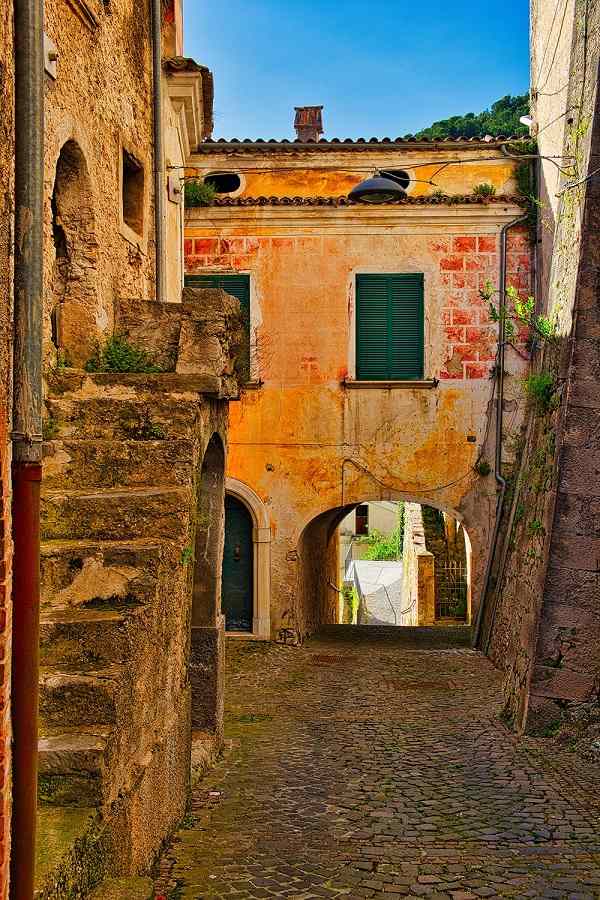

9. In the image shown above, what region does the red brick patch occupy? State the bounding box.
[452,236,476,253]
[478,235,497,252]
[440,255,465,272]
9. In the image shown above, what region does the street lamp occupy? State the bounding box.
[348,171,407,204]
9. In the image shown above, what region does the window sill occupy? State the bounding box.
[241,380,263,390]
[343,378,439,389]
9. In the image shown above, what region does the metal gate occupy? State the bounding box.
[435,561,468,620]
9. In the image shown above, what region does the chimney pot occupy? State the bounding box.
[294,106,324,142]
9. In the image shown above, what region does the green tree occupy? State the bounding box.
[407,95,529,141]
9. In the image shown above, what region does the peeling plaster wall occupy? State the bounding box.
[185,148,532,639]
[0,2,13,895]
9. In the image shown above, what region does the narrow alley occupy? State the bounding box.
[154,630,600,899]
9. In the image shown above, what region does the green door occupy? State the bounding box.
[222,495,253,632]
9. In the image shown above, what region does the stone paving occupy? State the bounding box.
[154,629,600,899]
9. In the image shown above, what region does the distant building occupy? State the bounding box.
[185,108,532,641]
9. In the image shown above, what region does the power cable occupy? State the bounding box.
[536,0,571,94]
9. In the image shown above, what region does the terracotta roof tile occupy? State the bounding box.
[206,194,525,208]
[195,136,521,153]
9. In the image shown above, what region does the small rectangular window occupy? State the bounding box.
[355,504,369,536]
[185,273,251,379]
[122,149,145,236]
[356,274,424,381]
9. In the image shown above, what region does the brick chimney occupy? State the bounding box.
[294,106,324,142]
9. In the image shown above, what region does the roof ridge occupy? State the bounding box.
[195,135,522,151]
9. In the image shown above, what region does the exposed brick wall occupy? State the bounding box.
[431,229,531,380]
[185,229,532,383]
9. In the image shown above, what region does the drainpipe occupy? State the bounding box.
[472,213,529,649]
[11,0,44,897]
[151,0,165,302]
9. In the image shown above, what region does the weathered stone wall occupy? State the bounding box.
[485,1,600,732]
[43,0,155,363]
[0,1,13,895]
[401,504,435,626]
[39,371,231,891]
[42,1,211,366]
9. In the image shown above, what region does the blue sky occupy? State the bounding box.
[184,1,529,140]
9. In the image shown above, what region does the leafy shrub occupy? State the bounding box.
[473,182,496,198]
[363,526,403,561]
[523,372,556,413]
[85,333,162,374]
[184,179,216,208]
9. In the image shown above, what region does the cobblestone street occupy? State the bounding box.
[155,629,600,899]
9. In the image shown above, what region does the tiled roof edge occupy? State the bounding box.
[196,194,527,208]
[194,136,523,152]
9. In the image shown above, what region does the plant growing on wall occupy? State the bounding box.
[184,179,216,208]
[482,282,557,344]
[85,332,162,374]
[473,182,496,198]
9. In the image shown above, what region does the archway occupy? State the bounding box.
[190,434,225,735]
[223,477,271,640]
[298,498,473,635]
[50,140,99,365]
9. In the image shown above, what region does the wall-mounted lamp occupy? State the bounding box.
[348,173,407,204]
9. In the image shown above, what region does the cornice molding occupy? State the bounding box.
[185,203,525,233]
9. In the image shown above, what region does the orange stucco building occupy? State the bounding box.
[184,121,532,641]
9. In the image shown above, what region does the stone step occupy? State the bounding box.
[47,368,222,398]
[43,438,194,491]
[40,667,122,729]
[40,608,140,667]
[41,486,191,543]
[41,538,164,610]
[44,394,204,441]
[88,877,154,900]
[35,805,96,895]
[38,727,112,807]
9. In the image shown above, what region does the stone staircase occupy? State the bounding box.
[36,368,230,893]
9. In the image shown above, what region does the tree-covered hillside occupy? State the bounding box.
[408,94,529,140]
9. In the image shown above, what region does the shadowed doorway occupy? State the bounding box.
[222,494,254,632]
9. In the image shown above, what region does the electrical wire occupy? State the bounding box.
[556,164,600,196]
[535,0,571,94]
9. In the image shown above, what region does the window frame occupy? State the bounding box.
[352,272,426,383]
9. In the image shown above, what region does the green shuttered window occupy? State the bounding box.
[185,273,251,377]
[356,274,424,381]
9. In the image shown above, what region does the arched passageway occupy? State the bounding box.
[190,434,225,734]
[298,499,472,634]
[50,140,99,364]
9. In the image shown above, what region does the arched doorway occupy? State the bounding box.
[223,478,271,640]
[222,495,254,632]
[50,140,98,365]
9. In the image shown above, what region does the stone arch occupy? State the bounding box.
[225,477,271,640]
[296,495,474,635]
[190,433,226,735]
[50,139,99,365]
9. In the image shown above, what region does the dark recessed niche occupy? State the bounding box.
[204,172,241,194]
[382,169,411,190]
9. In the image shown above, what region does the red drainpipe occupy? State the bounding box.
[11,0,44,896]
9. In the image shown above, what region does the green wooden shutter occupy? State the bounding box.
[185,274,251,378]
[356,274,424,380]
